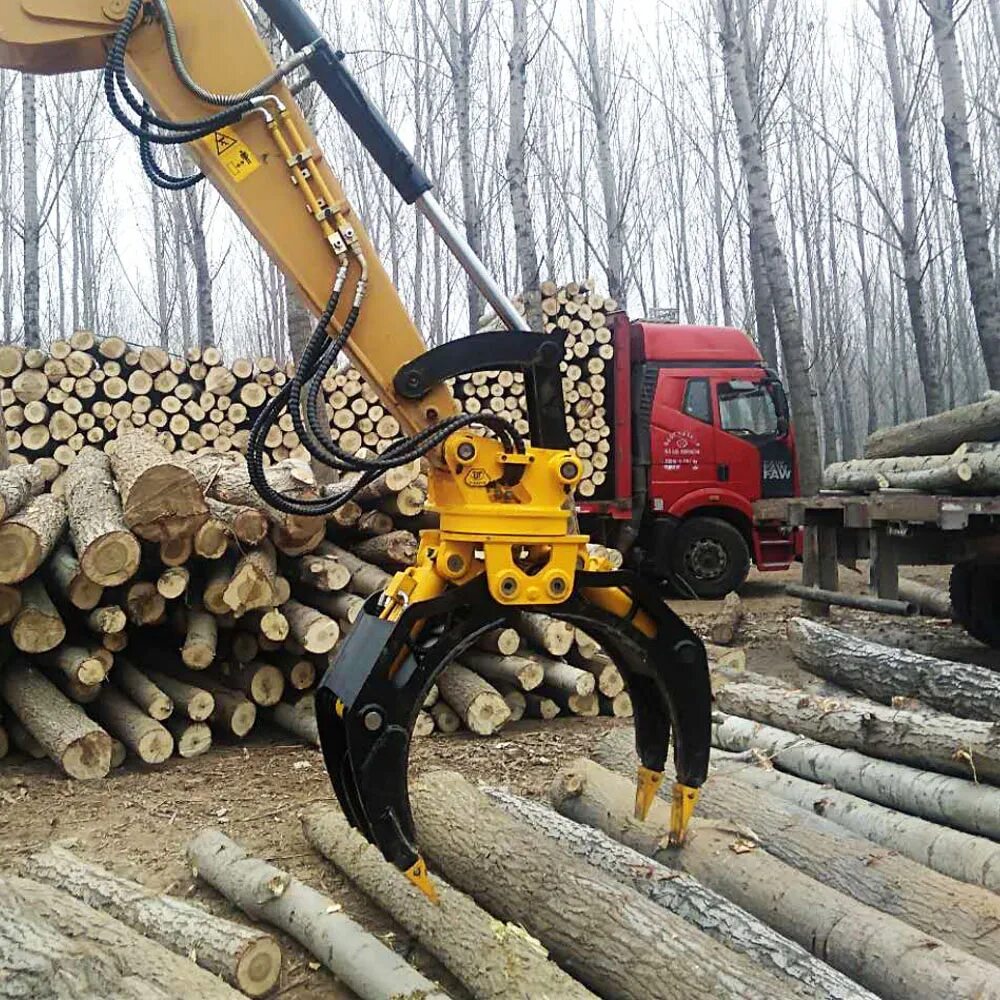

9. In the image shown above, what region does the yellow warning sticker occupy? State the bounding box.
[202,127,260,183]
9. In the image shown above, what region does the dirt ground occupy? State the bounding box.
[0,564,964,998]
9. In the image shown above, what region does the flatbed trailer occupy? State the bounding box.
[754,493,1000,638]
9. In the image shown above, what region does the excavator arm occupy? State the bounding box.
[0,0,711,902]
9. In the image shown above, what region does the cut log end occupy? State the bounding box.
[81,530,142,587]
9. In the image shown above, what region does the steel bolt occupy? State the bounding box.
[560,461,578,481]
[446,553,465,574]
[363,710,383,732]
[457,441,476,461]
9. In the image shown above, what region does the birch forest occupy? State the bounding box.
[2,0,1000,486]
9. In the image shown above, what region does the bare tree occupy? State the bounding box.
[716,0,821,491]
[21,74,40,347]
[182,185,215,349]
[921,0,1000,388]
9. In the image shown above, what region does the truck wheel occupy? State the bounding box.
[966,563,1000,649]
[671,516,750,599]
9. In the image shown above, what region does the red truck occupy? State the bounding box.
[577,312,800,597]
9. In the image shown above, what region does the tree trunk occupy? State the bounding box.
[146,668,215,721]
[351,530,418,570]
[92,687,173,764]
[515,611,574,656]
[923,0,1000,388]
[186,830,449,1000]
[865,397,1000,458]
[318,543,391,596]
[112,660,173,720]
[182,186,215,349]
[46,546,102,611]
[62,447,141,586]
[22,847,281,998]
[788,616,1000,720]
[410,770,795,1000]
[11,578,65,653]
[181,609,217,669]
[712,674,1000,782]
[457,650,543,691]
[302,805,594,1000]
[0,875,244,1000]
[486,788,872,1000]
[550,758,1000,1000]
[0,660,111,779]
[21,75,40,348]
[108,432,208,542]
[223,543,277,616]
[506,0,543,331]
[37,645,108,687]
[716,0,821,492]
[0,493,66,583]
[281,599,339,654]
[437,663,510,734]
[712,711,1000,839]
[876,0,943,414]
[0,463,45,521]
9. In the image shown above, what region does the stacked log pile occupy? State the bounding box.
[824,397,1000,494]
[0,439,632,776]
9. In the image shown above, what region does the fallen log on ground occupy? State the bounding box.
[485,787,872,1000]
[895,577,953,618]
[788,616,1000,720]
[712,712,1000,839]
[849,621,996,666]
[594,729,1000,963]
[0,874,244,999]
[712,674,1000,782]
[709,592,743,645]
[550,758,1000,1000]
[409,770,800,1000]
[21,846,281,997]
[186,829,449,1000]
[302,805,594,1000]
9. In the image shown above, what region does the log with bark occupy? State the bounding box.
[594,729,1000,963]
[788,616,1000,720]
[186,829,450,1000]
[709,591,743,645]
[550,758,1000,1000]
[0,874,245,1000]
[409,770,803,999]
[712,712,1000,839]
[21,846,282,997]
[46,545,102,610]
[302,804,595,1000]
[270,694,319,746]
[10,578,65,652]
[437,663,510,735]
[864,395,1000,458]
[485,787,872,1000]
[0,492,66,583]
[92,687,174,764]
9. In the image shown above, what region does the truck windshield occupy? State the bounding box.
[718,382,780,438]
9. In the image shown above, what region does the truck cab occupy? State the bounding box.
[577,313,799,597]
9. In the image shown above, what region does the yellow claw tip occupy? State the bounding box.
[404,856,440,905]
[667,783,701,846]
[634,766,665,821]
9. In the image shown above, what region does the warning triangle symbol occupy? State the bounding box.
[214,131,238,156]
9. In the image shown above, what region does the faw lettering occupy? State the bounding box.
[763,459,792,481]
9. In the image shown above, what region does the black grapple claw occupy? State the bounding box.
[315,571,711,877]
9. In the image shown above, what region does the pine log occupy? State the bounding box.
[429,700,461,733]
[0,462,45,521]
[458,650,543,690]
[594,729,1000,963]
[550,758,1000,1000]
[351,530,418,569]
[86,604,127,636]
[281,599,339,654]
[46,545,102,610]
[0,493,67,583]
[181,610,218,669]
[108,432,208,542]
[710,739,1000,891]
[146,669,215,721]
[475,626,520,656]
[865,396,1000,457]
[22,847,281,997]
[0,875,243,999]
[112,660,174,720]
[223,543,276,616]
[318,543,390,595]
[271,694,319,746]
[438,664,510,734]
[515,611,574,656]
[62,446,141,585]
[166,716,213,758]
[712,712,1000,839]
[487,788,871,1000]
[11,578,65,652]
[186,830,449,1000]
[713,675,1000,782]
[0,660,112,778]
[709,592,743,645]
[157,565,190,600]
[788,616,1000,720]
[0,582,21,624]
[125,581,166,627]
[410,770,795,1000]
[38,645,109,687]
[93,687,174,764]
[303,805,595,1000]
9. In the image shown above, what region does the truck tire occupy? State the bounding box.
[964,563,1000,649]
[671,516,750,599]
